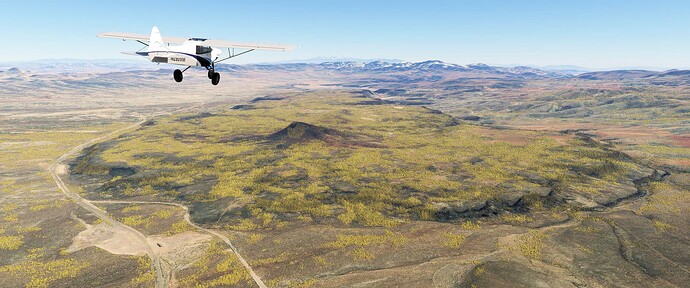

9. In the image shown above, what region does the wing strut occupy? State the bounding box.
[214,48,256,64]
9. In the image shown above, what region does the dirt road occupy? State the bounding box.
[91,200,267,288]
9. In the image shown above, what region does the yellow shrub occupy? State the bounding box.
[443,233,466,249]
[350,247,374,260]
[324,230,407,249]
[502,214,532,224]
[461,220,481,230]
[0,235,23,250]
[518,231,547,259]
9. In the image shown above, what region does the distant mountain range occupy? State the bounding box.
[210,60,569,79]
[0,59,566,78]
[260,57,406,64]
[0,59,156,74]
[574,69,690,85]
[576,69,690,80]
[576,70,659,80]
[2,59,690,84]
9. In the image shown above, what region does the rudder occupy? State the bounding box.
[148,26,164,52]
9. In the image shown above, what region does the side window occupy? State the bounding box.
[196,46,212,54]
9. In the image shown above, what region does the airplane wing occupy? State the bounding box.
[201,39,296,52]
[97,32,188,44]
[98,31,296,51]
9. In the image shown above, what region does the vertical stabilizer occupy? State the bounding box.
[147,26,164,52]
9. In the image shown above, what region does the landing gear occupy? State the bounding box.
[173,66,220,85]
[207,65,220,85]
[173,69,183,82]
[211,72,220,85]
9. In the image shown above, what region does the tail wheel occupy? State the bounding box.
[173,69,183,82]
[211,73,220,85]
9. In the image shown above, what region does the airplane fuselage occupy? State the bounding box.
[139,40,222,68]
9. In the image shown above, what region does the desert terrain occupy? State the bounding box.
[0,60,688,287]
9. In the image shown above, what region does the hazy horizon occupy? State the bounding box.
[0,57,685,72]
[1,1,689,69]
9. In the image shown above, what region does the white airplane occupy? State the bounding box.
[98,26,295,85]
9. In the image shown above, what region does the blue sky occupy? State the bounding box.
[1,0,689,69]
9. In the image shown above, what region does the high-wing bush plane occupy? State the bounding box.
[98,26,295,85]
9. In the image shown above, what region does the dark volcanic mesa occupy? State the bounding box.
[267,121,384,148]
[267,121,339,143]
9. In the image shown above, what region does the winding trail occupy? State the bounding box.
[91,200,267,288]
[48,119,168,287]
[47,101,266,288]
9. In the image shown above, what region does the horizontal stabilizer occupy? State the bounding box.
[121,51,144,56]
